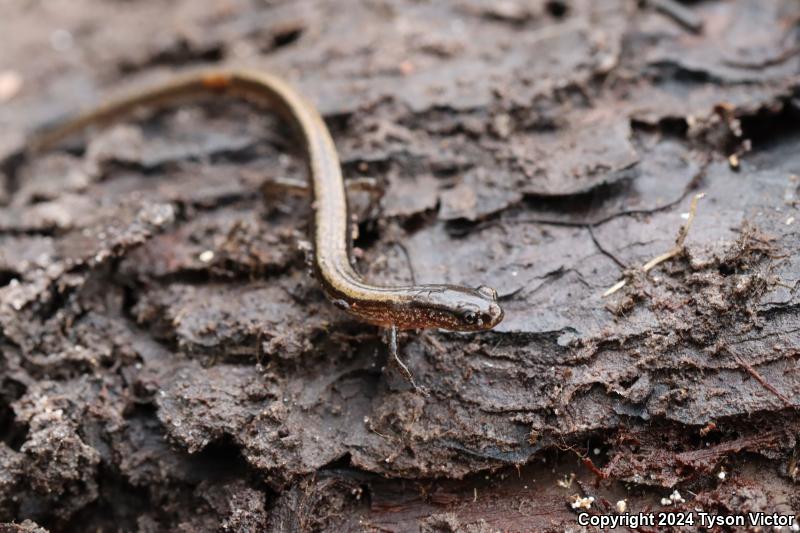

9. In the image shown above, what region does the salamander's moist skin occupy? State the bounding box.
[334,284,504,331]
[28,70,504,332]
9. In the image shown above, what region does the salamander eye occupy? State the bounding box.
[476,285,497,300]
[462,311,478,325]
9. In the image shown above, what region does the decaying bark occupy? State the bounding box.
[0,0,798,531]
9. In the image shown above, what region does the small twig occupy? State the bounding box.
[603,193,704,297]
[370,427,391,439]
[642,192,704,272]
[581,456,609,481]
[588,224,628,270]
[731,350,793,408]
[602,279,627,298]
[646,0,704,34]
[393,240,417,284]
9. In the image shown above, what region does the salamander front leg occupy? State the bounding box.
[386,325,427,395]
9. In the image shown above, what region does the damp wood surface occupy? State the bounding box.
[0,1,799,531]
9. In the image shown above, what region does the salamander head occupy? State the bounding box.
[404,284,504,331]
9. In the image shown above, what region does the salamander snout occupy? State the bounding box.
[473,285,504,328]
[486,301,504,327]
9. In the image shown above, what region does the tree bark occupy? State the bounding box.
[0,0,798,531]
